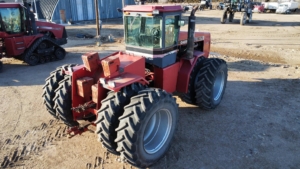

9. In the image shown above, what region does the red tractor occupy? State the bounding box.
[42,5,228,168]
[0,1,67,72]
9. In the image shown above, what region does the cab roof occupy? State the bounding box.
[0,3,22,8]
[123,5,183,13]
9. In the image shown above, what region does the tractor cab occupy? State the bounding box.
[122,5,185,68]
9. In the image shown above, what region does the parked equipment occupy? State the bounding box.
[200,0,212,10]
[262,1,279,12]
[276,0,299,13]
[42,5,228,168]
[221,0,254,25]
[252,2,265,13]
[217,2,225,10]
[0,0,67,72]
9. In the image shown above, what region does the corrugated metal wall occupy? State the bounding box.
[52,0,135,23]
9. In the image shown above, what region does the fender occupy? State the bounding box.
[176,50,206,93]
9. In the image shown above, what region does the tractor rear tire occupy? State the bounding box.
[240,12,247,25]
[180,57,204,105]
[115,88,178,168]
[42,64,78,119]
[195,58,228,109]
[221,10,227,24]
[53,75,79,127]
[229,12,234,22]
[95,83,145,155]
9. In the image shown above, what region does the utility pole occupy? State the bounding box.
[95,0,101,46]
[95,0,100,37]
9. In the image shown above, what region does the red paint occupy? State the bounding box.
[123,5,183,13]
[179,31,211,58]
[0,3,66,58]
[82,52,100,72]
[154,62,180,93]
[177,51,205,93]
[101,55,121,77]
[36,21,66,38]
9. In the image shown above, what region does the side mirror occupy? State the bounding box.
[178,20,185,26]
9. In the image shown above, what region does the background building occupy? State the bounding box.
[4,0,135,23]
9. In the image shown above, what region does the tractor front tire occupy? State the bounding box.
[229,12,234,22]
[180,57,204,105]
[42,64,78,119]
[221,10,227,24]
[95,83,145,155]
[53,75,79,127]
[115,88,178,168]
[195,58,228,109]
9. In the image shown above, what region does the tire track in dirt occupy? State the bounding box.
[0,119,68,169]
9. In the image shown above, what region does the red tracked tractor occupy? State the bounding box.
[0,0,67,72]
[42,5,228,168]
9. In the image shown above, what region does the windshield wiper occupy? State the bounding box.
[130,14,140,29]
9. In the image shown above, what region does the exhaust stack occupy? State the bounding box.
[185,6,199,59]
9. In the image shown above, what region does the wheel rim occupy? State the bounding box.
[143,109,172,154]
[213,70,225,101]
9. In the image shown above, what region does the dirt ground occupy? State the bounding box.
[0,9,300,169]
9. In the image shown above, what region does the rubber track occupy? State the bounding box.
[23,36,66,66]
[95,83,145,154]
[180,57,204,105]
[42,64,78,119]
[115,88,177,168]
[195,58,227,109]
[53,75,79,127]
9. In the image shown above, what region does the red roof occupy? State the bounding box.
[0,3,21,8]
[123,5,183,12]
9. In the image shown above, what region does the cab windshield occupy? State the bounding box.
[125,15,163,48]
[0,8,22,33]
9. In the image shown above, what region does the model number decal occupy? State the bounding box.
[179,36,204,45]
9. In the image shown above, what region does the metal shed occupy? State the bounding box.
[52,0,136,23]
[5,0,136,23]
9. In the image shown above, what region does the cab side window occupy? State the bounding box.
[164,15,179,48]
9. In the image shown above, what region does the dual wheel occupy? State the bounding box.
[221,10,234,24]
[42,64,79,126]
[181,58,228,109]
[221,10,252,25]
[95,85,178,168]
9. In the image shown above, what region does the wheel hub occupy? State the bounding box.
[143,109,172,154]
[213,70,225,101]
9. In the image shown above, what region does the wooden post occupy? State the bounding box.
[95,0,100,36]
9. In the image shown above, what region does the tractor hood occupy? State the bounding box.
[36,21,67,39]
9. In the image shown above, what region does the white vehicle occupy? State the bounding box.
[262,2,279,12]
[276,1,299,13]
[276,4,292,13]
